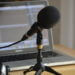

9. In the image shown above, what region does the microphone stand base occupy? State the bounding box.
[23,50,61,75]
[24,63,61,75]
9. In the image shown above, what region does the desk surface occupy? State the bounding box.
[54,45,75,57]
[9,45,75,75]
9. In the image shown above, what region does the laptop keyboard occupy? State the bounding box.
[0,51,61,63]
[2,51,75,71]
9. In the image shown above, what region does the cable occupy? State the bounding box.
[0,40,22,49]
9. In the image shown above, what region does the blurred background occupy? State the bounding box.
[0,0,75,49]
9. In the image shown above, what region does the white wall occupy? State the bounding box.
[48,0,75,49]
[0,30,2,42]
[60,0,74,48]
[73,0,75,48]
[48,0,61,44]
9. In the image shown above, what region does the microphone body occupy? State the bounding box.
[21,22,43,41]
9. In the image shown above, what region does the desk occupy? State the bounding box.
[9,45,75,75]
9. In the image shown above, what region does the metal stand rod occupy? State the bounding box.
[24,31,61,75]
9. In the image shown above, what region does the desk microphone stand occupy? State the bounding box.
[24,31,61,75]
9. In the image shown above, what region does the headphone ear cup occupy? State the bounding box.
[1,64,9,75]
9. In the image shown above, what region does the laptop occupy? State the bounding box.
[0,0,75,71]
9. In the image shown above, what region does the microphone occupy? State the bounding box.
[37,6,60,29]
[0,6,60,49]
[21,6,60,41]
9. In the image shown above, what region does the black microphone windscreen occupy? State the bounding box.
[37,6,60,29]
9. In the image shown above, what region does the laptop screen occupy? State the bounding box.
[0,1,53,55]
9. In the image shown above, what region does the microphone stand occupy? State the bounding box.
[24,31,61,75]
